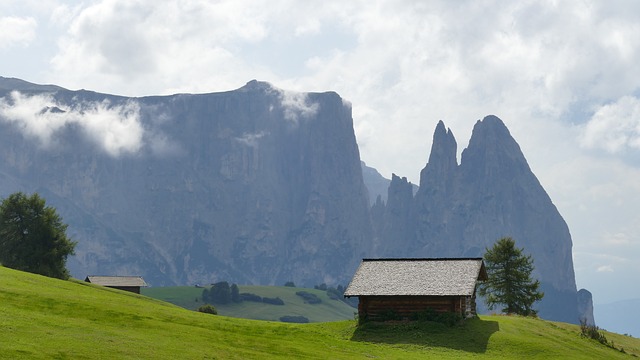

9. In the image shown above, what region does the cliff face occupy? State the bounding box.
[374,116,580,323]
[0,78,373,286]
[578,289,596,326]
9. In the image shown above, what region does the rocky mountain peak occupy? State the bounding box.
[461,115,529,175]
[388,173,413,198]
[419,120,458,191]
[239,79,275,93]
[578,288,596,326]
[371,115,580,324]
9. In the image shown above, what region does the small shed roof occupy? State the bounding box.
[344,258,487,297]
[85,276,148,288]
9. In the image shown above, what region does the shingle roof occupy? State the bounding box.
[344,258,487,297]
[85,276,148,287]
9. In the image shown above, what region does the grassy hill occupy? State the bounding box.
[142,285,356,322]
[1,266,639,359]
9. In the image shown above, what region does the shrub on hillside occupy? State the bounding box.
[342,296,358,308]
[284,281,296,287]
[326,287,342,300]
[295,291,322,304]
[580,319,610,346]
[409,309,462,326]
[231,283,241,303]
[314,283,327,291]
[262,296,285,305]
[376,309,401,322]
[202,281,235,304]
[210,281,231,304]
[239,293,262,302]
[279,315,309,323]
[197,304,217,315]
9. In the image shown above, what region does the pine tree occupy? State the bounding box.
[478,237,544,316]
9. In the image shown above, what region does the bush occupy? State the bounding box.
[295,291,322,304]
[580,319,610,346]
[343,296,358,309]
[326,287,342,300]
[231,283,241,303]
[376,309,401,322]
[284,281,296,287]
[210,281,231,304]
[239,293,262,302]
[314,283,327,291]
[434,312,463,326]
[197,304,217,315]
[262,297,285,305]
[410,308,462,326]
[279,315,309,323]
[409,307,437,322]
[202,281,233,304]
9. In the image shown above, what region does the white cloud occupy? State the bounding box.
[0,16,37,49]
[579,96,640,153]
[596,265,614,273]
[48,0,279,95]
[604,233,631,246]
[277,90,319,123]
[294,18,321,37]
[0,91,143,156]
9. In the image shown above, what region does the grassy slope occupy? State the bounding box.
[142,285,356,322]
[1,266,639,359]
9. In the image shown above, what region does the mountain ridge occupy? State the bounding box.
[0,78,373,287]
[371,115,581,323]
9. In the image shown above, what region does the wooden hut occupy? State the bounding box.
[344,258,487,321]
[84,276,148,294]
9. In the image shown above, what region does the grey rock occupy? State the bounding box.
[361,161,417,206]
[373,115,580,324]
[0,78,373,287]
[361,161,390,206]
[578,289,595,326]
[375,174,415,256]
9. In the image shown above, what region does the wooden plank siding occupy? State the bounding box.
[108,286,142,294]
[358,294,477,321]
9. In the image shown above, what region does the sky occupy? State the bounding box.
[1,0,640,306]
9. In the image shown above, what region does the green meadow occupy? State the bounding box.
[1,266,639,359]
[142,285,356,322]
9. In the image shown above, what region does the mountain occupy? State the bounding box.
[0,77,586,324]
[0,76,64,92]
[360,161,417,206]
[0,78,373,287]
[361,161,390,206]
[372,117,581,324]
[577,288,595,326]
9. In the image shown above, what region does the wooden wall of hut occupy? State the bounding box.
[358,295,471,321]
